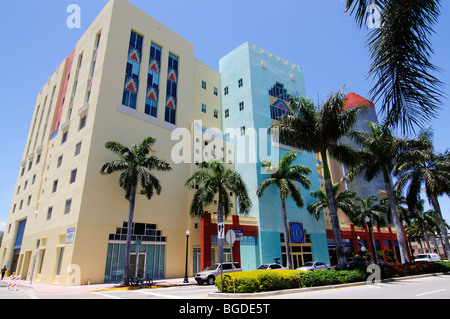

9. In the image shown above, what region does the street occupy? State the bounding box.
[267,274,450,299]
[0,274,448,300]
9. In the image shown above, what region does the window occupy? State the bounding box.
[57,155,63,168]
[165,52,179,125]
[240,126,245,136]
[224,87,229,95]
[62,131,68,144]
[75,142,82,156]
[70,169,77,184]
[213,87,218,96]
[224,109,229,118]
[27,195,32,206]
[123,31,143,109]
[52,179,58,193]
[86,32,101,103]
[269,82,287,100]
[69,54,83,119]
[79,115,87,130]
[201,104,206,113]
[146,42,161,117]
[56,247,65,276]
[238,78,243,87]
[32,174,36,185]
[47,207,53,220]
[214,109,218,119]
[65,199,72,214]
[36,154,41,164]
[202,81,207,90]
[239,101,244,111]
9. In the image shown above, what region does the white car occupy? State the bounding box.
[296,261,332,271]
[414,253,441,262]
[194,262,242,285]
[257,263,288,270]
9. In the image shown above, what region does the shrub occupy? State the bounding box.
[215,262,450,293]
[215,270,303,293]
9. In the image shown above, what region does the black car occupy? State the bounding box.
[338,257,367,270]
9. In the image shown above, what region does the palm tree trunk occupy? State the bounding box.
[280,197,292,269]
[383,171,410,263]
[321,151,346,269]
[122,185,136,286]
[422,224,432,253]
[217,201,224,265]
[429,194,450,259]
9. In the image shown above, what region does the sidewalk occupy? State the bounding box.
[0,276,196,295]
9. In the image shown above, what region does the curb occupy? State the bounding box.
[207,272,450,298]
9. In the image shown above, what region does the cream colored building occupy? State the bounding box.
[0,0,241,285]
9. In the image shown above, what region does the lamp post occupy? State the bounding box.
[183,230,190,283]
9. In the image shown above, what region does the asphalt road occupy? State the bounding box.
[267,274,450,299]
[1,274,448,300]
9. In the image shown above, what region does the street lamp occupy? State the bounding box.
[183,230,190,283]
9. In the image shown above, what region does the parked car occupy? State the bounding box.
[257,263,288,270]
[337,257,368,270]
[194,262,242,285]
[414,253,441,262]
[296,261,332,271]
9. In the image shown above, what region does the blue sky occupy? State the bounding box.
[0,0,449,231]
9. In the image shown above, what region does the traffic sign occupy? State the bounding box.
[218,222,225,239]
[226,230,236,246]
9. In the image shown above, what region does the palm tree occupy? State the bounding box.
[407,200,439,254]
[347,195,387,263]
[345,0,444,133]
[271,90,365,269]
[256,151,311,269]
[394,129,450,258]
[100,137,172,285]
[185,160,252,266]
[346,121,411,263]
[307,182,357,222]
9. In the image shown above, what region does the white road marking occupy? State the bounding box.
[93,292,123,299]
[135,289,186,299]
[416,289,446,297]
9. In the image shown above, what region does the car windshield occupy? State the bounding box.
[257,265,269,269]
[416,255,428,259]
[204,264,219,270]
[302,262,314,267]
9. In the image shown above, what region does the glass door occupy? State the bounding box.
[129,253,146,278]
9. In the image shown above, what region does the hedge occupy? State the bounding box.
[215,262,450,294]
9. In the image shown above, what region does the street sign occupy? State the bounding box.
[234,230,243,241]
[218,222,225,239]
[226,230,236,246]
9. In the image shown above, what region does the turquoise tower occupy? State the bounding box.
[220,42,330,270]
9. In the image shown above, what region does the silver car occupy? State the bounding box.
[296,261,332,271]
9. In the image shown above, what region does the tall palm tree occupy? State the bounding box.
[185,160,252,266]
[271,90,365,269]
[256,151,311,269]
[345,0,444,133]
[347,121,411,263]
[394,129,450,258]
[100,137,172,285]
